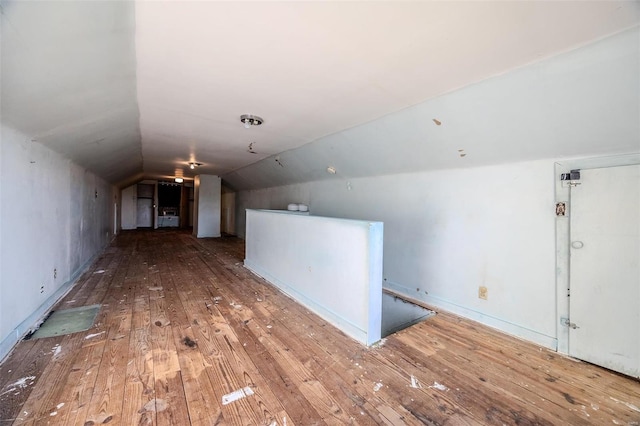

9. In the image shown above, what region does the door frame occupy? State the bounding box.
[554,152,640,354]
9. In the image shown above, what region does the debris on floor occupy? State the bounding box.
[429,381,448,391]
[410,375,422,389]
[222,386,255,405]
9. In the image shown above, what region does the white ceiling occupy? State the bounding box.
[2,1,638,187]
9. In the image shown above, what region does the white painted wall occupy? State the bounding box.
[0,125,115,361]
[193,175,221,238]
[236,160,558,347]
[232,28,640,350]
[121,184,137,230]
[245,209,383,346]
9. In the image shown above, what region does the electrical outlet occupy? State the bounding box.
[40,284,45,294]
[478,286,488,300]
[54,268,57,279]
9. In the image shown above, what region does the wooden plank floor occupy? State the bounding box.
[1,229,638,425]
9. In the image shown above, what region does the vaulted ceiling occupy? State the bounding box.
[2,1,638,188]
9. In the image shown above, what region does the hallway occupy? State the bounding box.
[1,230,638,425]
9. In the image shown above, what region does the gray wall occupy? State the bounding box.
[0,125,115,361]
[231,28,639,349]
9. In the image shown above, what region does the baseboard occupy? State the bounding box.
[384,281,558,350]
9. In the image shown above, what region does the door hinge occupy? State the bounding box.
[561,169,581,187]
[561,317,579,329]
[560,169,581,181]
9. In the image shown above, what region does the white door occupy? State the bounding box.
[136,198,153,228]
[569,164,639,378]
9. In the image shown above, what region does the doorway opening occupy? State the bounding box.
[158,181,182,228]
[157,181,194,228]
[136,183,154,228]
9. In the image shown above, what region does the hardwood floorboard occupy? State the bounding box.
[195,272,351,423]
[144,236,191,426]
[0,340,48,423]
[422,315,637,422]
[191,238,473,424]
[213,272,433,425]
[170,236,297,425]
[1,229,639,425]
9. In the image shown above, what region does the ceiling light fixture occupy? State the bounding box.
[174,177,184,183]
[189,162,202,169]
[240,114,264,129]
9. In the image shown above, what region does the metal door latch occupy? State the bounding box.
[561,317,579,329]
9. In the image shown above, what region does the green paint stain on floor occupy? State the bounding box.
[29,304,101,339]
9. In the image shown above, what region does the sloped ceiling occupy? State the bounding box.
[1,1,141,184]
[2,1,638,188]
